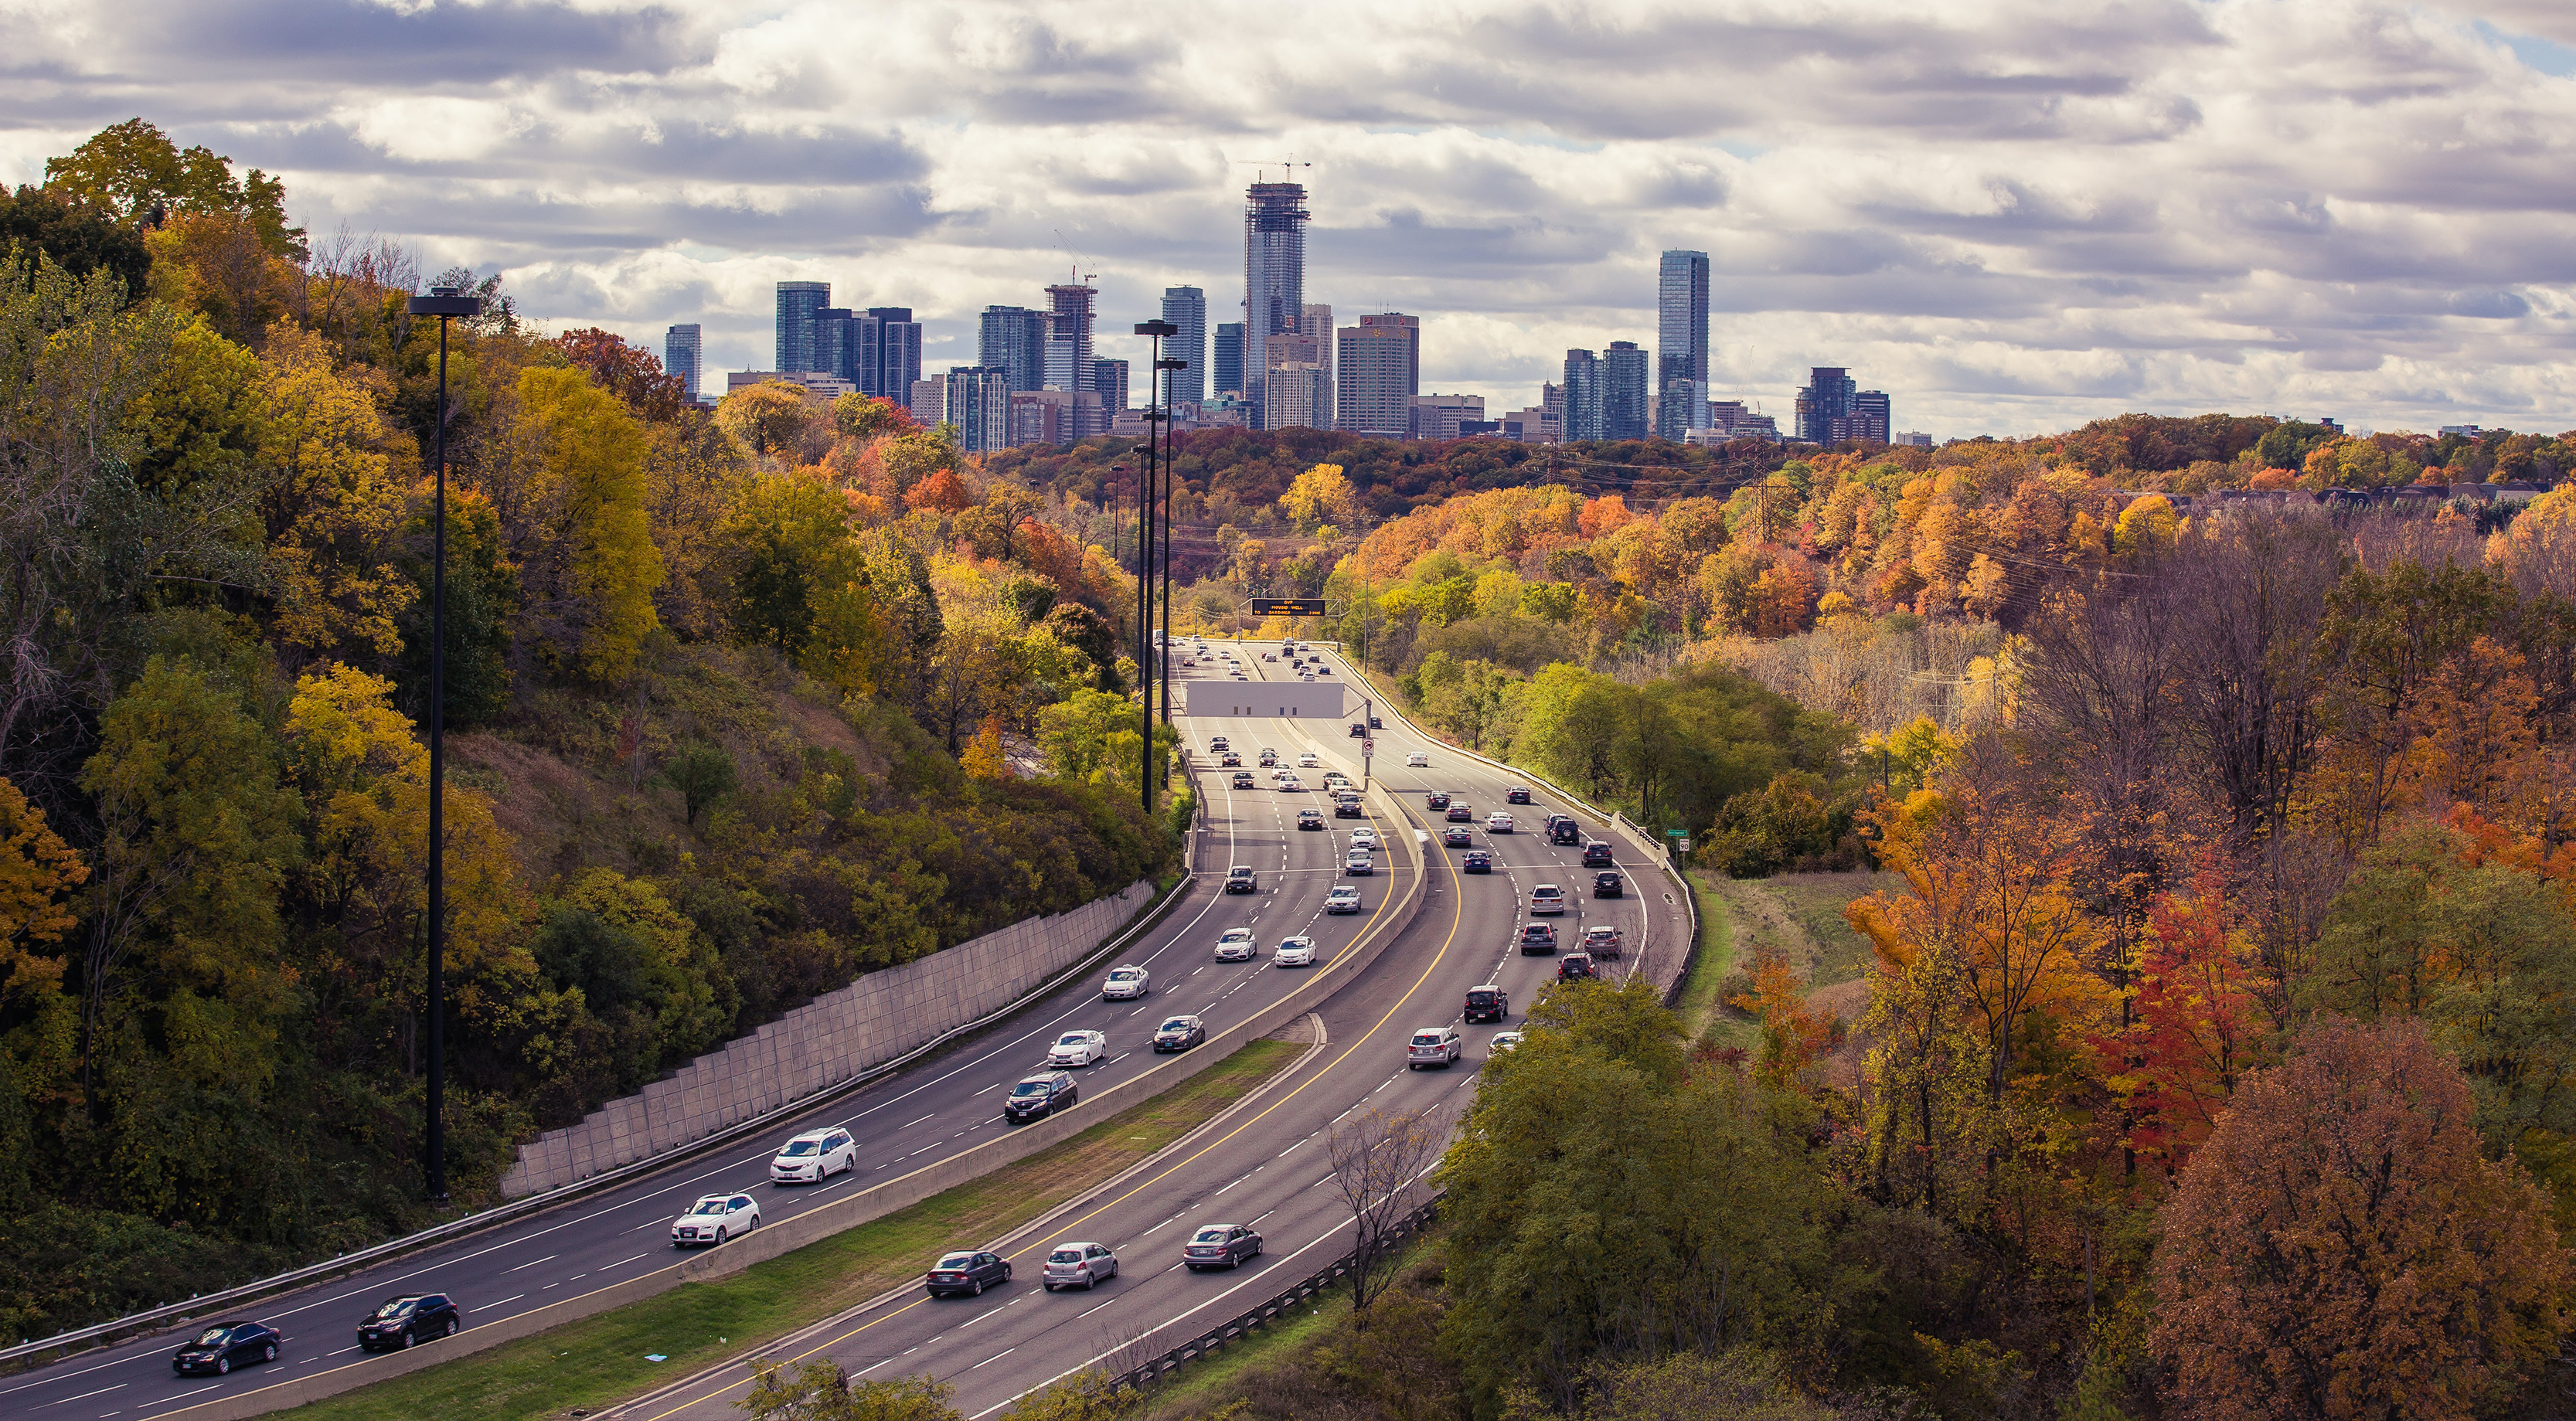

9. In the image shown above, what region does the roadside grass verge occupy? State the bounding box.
[286,1039,1305,1421]
[1675,868,1741,1042]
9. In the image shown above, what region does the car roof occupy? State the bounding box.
[786,1127,839,1141]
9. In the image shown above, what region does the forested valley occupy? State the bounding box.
[0,122,1184,1342]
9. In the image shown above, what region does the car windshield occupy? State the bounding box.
[1011,1081,1051,1096]
[372,1300,415,1319]
[781,1140,818,1156]
[938,1253,976,1270]
[1192,1227,1230,1243]
[692,1199,728,1214]
[192,1326,231,1345]
[1050,1248,1084,1263]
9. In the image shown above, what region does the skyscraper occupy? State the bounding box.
[942,366,1012,454]
[978,306,1047,391]
[1243,181,1309,426]
[853,308,921,399]
[1603,342,1649,441]
[1263,328,1326,431]
[1301,303,1333,430]
[1336,313,1419,437]
[1831,389,1890,445]
[1213,322,1246,396]
[814,306,853,382]
[1656,251,1710,440]
[1562,350,1603,442]
[775,280,830,372]
[1161,287,1207,407]
[1043,283,1096,395]
[1795,367,1857,443]
[664,323,702,400]
[1093,358,1128,414]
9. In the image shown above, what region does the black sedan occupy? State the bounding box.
[1004,1072,1079,1124]
[1426,791,1451,809]
[1594,871,1625,898]
[357,1294,461,1351]
[174,1321,282,1375]
[1463,851,1493,873]
[925,1249,1013,1297]
[1182,1222,1264,1270]
[1443,826,1474,847]
[1153,1015,1207,1052]
[1505,786,1533,804]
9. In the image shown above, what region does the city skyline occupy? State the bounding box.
[23,2,2567,439]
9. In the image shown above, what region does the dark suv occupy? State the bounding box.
[1224,865,1257,893]
[1465,984,1509,1023]
[1004,1072,1078,1124]
[1594,871,1625,898]
[1558,952,1596,981]
[1550,817,1581,845]
[175,1320,284,1374]
[1519,922,1557,954]
[1581,840,1615,866]
[357,1294,460,1351]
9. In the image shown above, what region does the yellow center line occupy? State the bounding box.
[634,744,1464,1421]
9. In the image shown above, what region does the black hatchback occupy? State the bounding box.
[174,1320,281,1375]
[357,1294,461,1351]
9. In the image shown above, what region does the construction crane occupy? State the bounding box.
[1053,229,1094,286]
[1234,158,1313,183]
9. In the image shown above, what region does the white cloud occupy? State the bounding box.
[3,0,2571,436]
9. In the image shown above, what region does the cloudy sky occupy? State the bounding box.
[4,0,2573,437]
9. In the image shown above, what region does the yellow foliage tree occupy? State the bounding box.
[0,777,83,1011]
[1279,463,1358,529]
[513,366,667,680]
[258,321,413,657]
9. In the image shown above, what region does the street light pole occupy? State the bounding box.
[1133,321,1182,804]
[406,284,481,1205]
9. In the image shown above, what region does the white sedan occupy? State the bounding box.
[1349,826,1379,850]
[1101,965,1151,999]
[769,1127,857,1184]
[1050,1029,1109,1067]
[1296,753,1320,767]
[1486,812,1515,833]
[1406,752,1429,767]
[1273,935,1317,967]
[1213,926,1257,961]
[1490,1031,1525,1053]
[671,1193,761,1248]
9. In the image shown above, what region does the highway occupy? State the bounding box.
[0,640,1422,1421]
[0,636,1662,1421]
[602,637,1666,1421]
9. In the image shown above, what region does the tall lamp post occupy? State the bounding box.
[1112,460,1150,814]
[406,284,482,1204]
[1134,321,1180,733]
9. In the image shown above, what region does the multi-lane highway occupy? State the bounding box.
[601,637,1664,1420]
[2,635,1660,1421]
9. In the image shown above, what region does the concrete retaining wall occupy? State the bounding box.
[499,879,1156,1198]
[170,784,1430,1421]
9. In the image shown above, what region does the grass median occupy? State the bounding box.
[285,1038,1307,1421]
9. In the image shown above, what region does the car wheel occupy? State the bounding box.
[443,1318,457,1338]
[714,1226,728,1245]
[969,1278,984,1297]
[398,1331,413,1350]
[264,1344,277,1362]
[217,1357,231,1375]
[1083,1271,1097,1290]
[1043,1281,1056,1292]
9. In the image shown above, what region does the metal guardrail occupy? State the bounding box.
[1112,1196,1443,1394]
[0,855,1205,1369]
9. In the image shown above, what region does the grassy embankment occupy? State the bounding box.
[287,1038,1306,1421]
[1677,870,1891,1046]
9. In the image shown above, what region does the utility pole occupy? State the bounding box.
[404,284,481,1205]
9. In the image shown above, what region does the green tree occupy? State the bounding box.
[77,657,304,1119]
[0,186,151,298]
[659,743,739,828]
[43,117,302,257]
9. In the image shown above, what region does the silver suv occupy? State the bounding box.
[1407,1025,1463,1069]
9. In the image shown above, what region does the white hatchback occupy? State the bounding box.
[1349,826,1378,849]
[1101,965,1151,999]
[1274,935,1317,967]
[1043,1242,1120,1291]
[1050,1029,1108,1067]
[770,1128,857,1184]
[1213,926,1257,961]
[1297,753,1320,767]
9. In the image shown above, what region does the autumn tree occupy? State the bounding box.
[1278,461,1359,529]
[494,365,667,681]
[2149,1018,2569,1421]
[742,1360,962,1421]
[44,117,301,256]
[550,328,689,422]
[257,320,413,658]
[717,380,828,462]
[0,776,83,1013]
